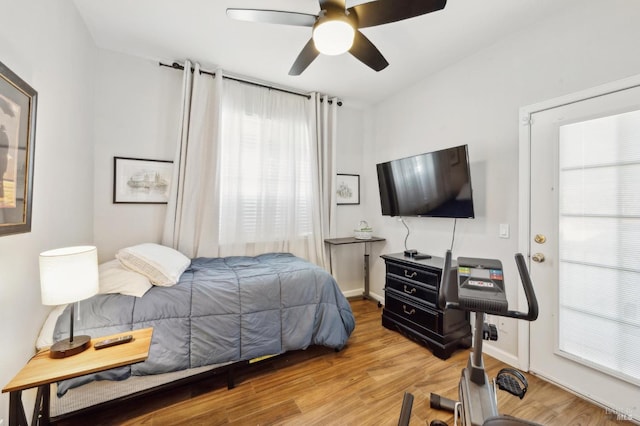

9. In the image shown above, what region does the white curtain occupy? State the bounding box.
[162,62,223,258]
[163,64,338,268]
[310,93,338,267]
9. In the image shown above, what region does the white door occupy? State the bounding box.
[525,81,640,422]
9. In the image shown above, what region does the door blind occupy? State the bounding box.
[557,109,640,385]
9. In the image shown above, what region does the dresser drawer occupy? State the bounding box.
[381,253,471,360]
[386,275,437,306]
[387,262,439,288]
[384,289,439,331]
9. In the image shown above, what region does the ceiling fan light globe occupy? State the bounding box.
[312,20,355,56]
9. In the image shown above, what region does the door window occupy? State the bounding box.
[557,109,640,386]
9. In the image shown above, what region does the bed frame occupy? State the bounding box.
[50,348,296,422]
[50,347,324,422]
[50,359,244,422]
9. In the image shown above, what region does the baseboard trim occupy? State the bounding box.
[483,344,520,369]
[343,289,384,305]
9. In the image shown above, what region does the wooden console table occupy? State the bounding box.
[324,236,385,301]
[3,328,153,426]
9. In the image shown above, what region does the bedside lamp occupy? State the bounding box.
[39,246,99,358]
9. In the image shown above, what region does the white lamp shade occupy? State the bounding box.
[313,19,355,55]
[39,246,99,306]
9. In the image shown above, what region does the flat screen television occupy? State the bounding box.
[376,144,475,218]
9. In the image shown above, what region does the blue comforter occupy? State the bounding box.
[53,253,355,396]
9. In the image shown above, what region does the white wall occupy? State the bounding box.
[92,50,182,261]
[364,0,640,363]
[0,0,97,421]
[331,105,370,296]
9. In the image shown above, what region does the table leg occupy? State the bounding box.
[363,242,370,299]
[32,384,50,425]
[325,242,333,275]
[364,242,382,307]
[9,390,27,426]
[329,244,334,275]
[8,385,50,426]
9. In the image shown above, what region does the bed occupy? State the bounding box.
[40,245,355,418]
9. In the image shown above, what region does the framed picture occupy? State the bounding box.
[113,157,173,204]
[0,60,38,237]
[336,174,360,205]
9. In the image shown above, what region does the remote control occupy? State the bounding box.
[94,334,133,350]
[413,254,432,260]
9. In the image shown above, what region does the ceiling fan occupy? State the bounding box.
[227,0,447,75]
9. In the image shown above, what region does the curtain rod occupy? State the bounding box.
[159,61,342,106]
[159,62,309,98]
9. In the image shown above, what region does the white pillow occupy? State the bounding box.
[36,304,67,350]
[99,259,152,297]
[116,243,190,286]
[34,260,153,351]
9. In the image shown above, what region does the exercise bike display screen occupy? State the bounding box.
[458,266,503,290]
[456,257,508,313]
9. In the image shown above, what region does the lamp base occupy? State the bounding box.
[49,335,92,359]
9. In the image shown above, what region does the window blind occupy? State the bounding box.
[557,109,640,385]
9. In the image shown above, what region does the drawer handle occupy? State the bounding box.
[402,305,416,315]
[403,285,416,295]
[404,270,417,279]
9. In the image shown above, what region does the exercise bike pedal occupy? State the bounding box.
[496,368,528,399]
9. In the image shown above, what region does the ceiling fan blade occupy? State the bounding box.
[289,39,320,75]
[226,9,317,27]
[348,0,446,29]
[349,30,389,72]
[319,0,346,11]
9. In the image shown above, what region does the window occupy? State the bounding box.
[558,109,640,385]
[218,81,314,249]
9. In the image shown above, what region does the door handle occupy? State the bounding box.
[532,253,545,263]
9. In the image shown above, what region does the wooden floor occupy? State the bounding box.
[56,299,631,425]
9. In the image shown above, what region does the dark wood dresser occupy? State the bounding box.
[381,253,472,359]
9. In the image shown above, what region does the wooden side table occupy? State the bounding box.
[324,236,386,301]
[2,327,153,426]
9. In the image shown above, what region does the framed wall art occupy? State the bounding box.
[0,60,38,236]
[113,157,173,204]
[336,173,360,205]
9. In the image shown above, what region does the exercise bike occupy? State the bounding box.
[398,250,540,426]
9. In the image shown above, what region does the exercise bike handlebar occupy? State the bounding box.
[512,253,539,321]
[438,250,539,321]
[437,250,454,311]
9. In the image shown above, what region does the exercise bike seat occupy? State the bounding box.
[483,415,542,426]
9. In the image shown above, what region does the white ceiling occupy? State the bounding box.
[72,0,579,105]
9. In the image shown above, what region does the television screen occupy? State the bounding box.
[376,145,474,218]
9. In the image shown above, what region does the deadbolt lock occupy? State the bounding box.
[534,234,547,244]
